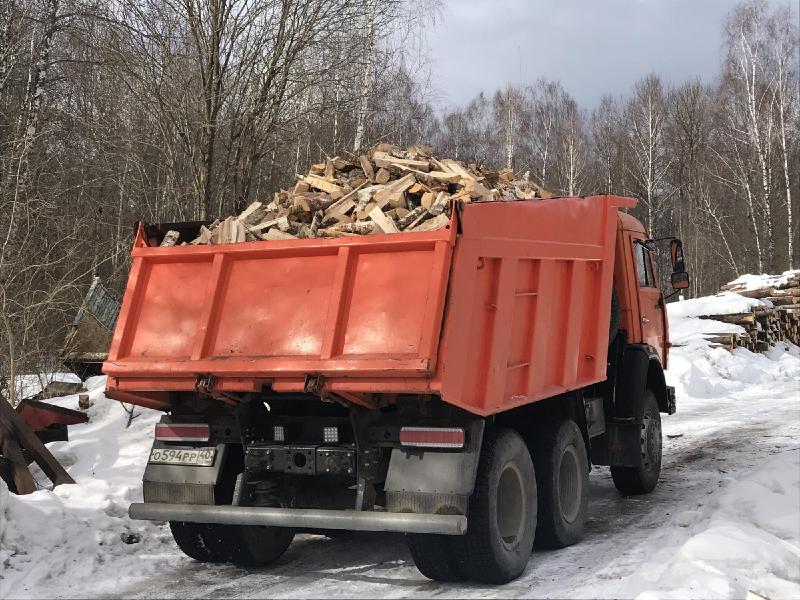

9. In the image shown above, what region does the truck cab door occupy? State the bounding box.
[632,238,667,365]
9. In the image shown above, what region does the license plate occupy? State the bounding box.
[149,447,216,466]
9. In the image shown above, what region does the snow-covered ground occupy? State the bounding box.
[2,292,799,599]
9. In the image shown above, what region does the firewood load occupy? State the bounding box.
[158,144,554,247]
[702,271,800,352]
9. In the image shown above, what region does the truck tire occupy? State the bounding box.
[169,521,225,563]
[408,534,463,582]
[611,390,662,495]
[530,418,589,549]
[453,428,536,584]
[207,524,294,568]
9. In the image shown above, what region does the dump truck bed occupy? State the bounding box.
[104,195,635,416]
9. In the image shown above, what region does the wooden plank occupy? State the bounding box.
[396,206,426,229]
[409,213,449,232]
[372,151,431,172]
[428,191,450,215]
[264,229,298,240]
[323,181,368,220]
[424,170,462,183]
[0,433,37,494]
[441,159,475,181]
[249,216,290,232]
[238,201,264,224]
[369,206,400,233]
[359,155,375,182]
[373,174,416,209]
[300,175,345,199]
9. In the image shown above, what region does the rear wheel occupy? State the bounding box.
[530,418,589,549]
[170,450,295,567]
[207,524,294,567]
[169,521,225,563]
[611,390,662,495]
[451,428,536,584]
[408,534,464,582]
[170,519,294,567]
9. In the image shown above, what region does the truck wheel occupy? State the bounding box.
[530,418,589,549]
[611,390,662,495]
[453,428,536,584]
[408,534,464,582]
[169,521,225,563]
[208,524,295,568]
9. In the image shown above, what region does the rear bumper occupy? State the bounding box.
[129,502,467,536]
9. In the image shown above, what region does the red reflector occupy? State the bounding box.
[155,423,210,442]
[400,427,465,449]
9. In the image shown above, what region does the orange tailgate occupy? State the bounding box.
[104,223,455,393]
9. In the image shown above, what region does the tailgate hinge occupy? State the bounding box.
[304,373,325,397]
[196,374,216,393]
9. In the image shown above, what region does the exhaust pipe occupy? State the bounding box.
[129,502,467,536]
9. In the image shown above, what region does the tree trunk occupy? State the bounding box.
[353,0,376,152]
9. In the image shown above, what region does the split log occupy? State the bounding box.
[369,206,400,234]
[160,230,180,247]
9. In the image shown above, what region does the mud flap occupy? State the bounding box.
[605,421,642,467]
[383,421,483,514]
[589,420,641,467]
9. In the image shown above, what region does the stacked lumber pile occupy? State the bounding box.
[160,144,552,246]
[701,271,800,352]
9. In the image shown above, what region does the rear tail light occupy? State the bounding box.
[273,426,285,442]
[155,423,210,442]
[400,427,465,449]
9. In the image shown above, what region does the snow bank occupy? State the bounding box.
[667,292,768,320]
[0,377,183,598]
[727,270,800,291]
[637,449,800,600]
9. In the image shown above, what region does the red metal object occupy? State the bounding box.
[15,399,89,431]
[104,195,636,417]
[154,423,210,442]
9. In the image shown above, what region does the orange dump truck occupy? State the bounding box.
[107,195,689,583]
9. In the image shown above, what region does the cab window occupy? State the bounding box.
[634,243,656,288]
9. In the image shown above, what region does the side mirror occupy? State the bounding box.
[670,239,686,273]
[671,271,690,290]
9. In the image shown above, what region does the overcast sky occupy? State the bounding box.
[425,0,797,110]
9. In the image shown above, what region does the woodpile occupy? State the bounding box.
[701,271,800,352]
[160,144,553,246]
